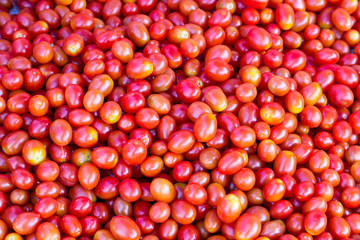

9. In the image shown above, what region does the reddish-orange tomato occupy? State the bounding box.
[13,212,40,235]
[171,199,197,225]
[304,210,327,236]
[126,57,153,79]
[33,41,54,64]
[217,194,242,223]
[83,89,104,112]
[22,139,46,165]
[260,102,285,125]
[194,113,217,142]
[168,130,196,154]
[275,4,295,30]
[49,119,72,146]
[230,126,256,148]
[150,178,176,203]
[36,222,61,240]
[218,149,248,175]
[122,139,147,165]
[91,146,118,169]
[263,178,286,202]
[63,34,84,57]
[235,213,262,240]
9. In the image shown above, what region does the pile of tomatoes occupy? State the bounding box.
[0,0,360,239]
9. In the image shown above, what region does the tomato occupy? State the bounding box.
[2,130,29,156]
[122,139,147,165]
[127,21,150,47]
[149,202,170,223]
[69,196,93,218]
[331,8,352,31]
[49,119,72,146]
[83,89,104,112]
[12,212,40,235]
[340,187,360,208]
[63,34,84,56]
[263,179,286,202]
[260,102,285,125]
[304,210,327,236]
[218,149,248,175]
[22,139,46,165]
[77,163,100,190]
[275,4,295,30]
[60,215,82,237]
[247,27,272,52]
[230,126,256,148]
[36,222,61,240]
[327,84,354,108]
[217,194,242,223]
[171,199,197,225]
[194,113,217,142]
[91,146,118,169]
[126,57,153,79]
[204,59,231,82]
[235,213,261,240]
[183,183,207,205]
[150,178,176,203]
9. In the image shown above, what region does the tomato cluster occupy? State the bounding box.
[0,0,360,239]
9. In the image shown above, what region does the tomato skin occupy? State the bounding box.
[22,139,47,165]
[270,200,293,219]
[340,187,360,208]
[260,102,285,125]
[73,126,99,148]
[119,178,141,202]
[135,108,160,129]
[176,79,201,104]
[332,8,352,31]
[64,34,84,57]
[260,220,286,240]
[83,89,104,112]
[204,88,228,112]
[183,183,207,206]
[282,50,306,74]
[127,21,150,47]
[273,151,297,177]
